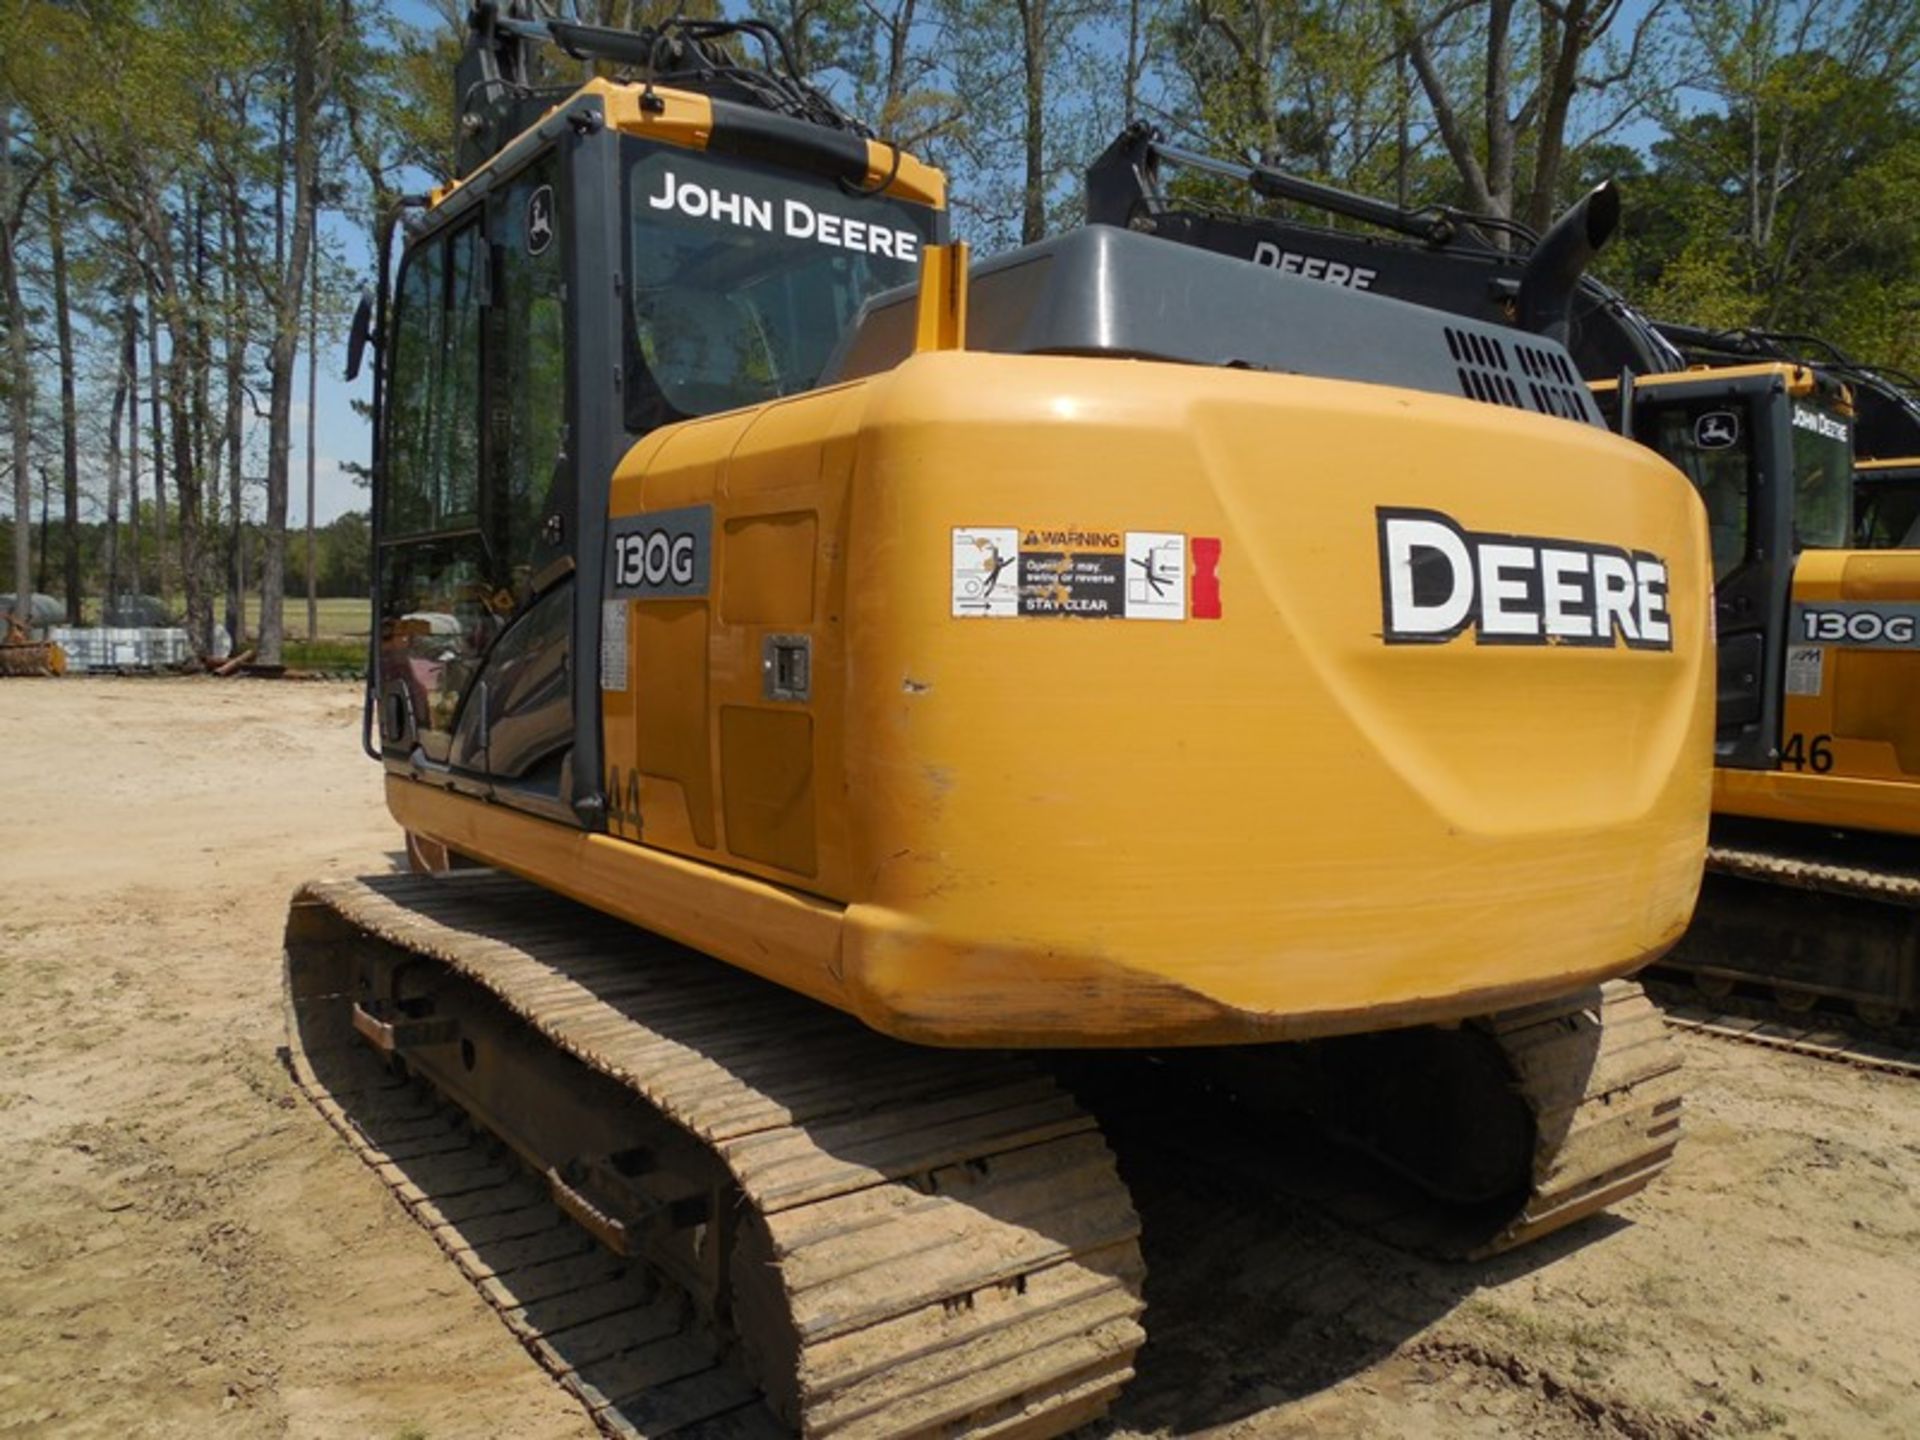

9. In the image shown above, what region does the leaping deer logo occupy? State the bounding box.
[1695,411,1738,450]
[527,185,554,257]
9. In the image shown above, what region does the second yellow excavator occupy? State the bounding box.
[1081,125,1917,1034]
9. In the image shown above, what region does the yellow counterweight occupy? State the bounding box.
[398,350,1715,1047]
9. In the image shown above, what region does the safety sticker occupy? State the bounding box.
[600,599,629,692]
[952,527,1021,617]
[1784,644,1823,697]
[1022,528,1125,618]
[952,527,1221,619]
[1124,532,1186,620]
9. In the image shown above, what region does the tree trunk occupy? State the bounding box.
[128,299,143,596]
[222,199,246,646]
[190,191,220,629]
[1017,0,1047,244]
[1399,12,1497,220]
[1524,0,1589,233]
[36,464,51,593]
[147,280,170,604]
[881,0,918,136]
[305,215,319,642]
[1481,0,1515,227]
[1124,0,1141,120]
[48,178,83,623]
[2,109,33,630]
[105,306,132,607]
[261,0,329,668]
[167,323,211,653]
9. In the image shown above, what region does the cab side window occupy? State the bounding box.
[469,161,576,789]
[439,227,484,528]
[493,163,567,602]
[384,226,483,537]
[384,244,441,536]
[379,222,492,763]
[1640,404,1753,582]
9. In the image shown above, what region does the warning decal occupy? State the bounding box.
[952,528,1021,617]
[952,526,1221,620]
[1022,528,1125,618]
[1124,532,1186,620]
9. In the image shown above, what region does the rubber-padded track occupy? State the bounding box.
[1650,991,1920,1079]
[1705,844,1920,906]
[282,1022,778,1439]
[1655,825,1920,1025]
[1476,980,1685,1256]
[286,871,1146,1439]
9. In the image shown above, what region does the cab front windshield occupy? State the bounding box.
[624,142,938,430]
[1857,475,1920,548]
[1789,400,1852,550]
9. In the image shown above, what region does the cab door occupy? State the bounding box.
[375,150,578,817]
[1634,376,1795,769]
[449,154,577,815]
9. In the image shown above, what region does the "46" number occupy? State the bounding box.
[1782,732,1834,773]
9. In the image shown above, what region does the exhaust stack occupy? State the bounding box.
[1516,181,1620,346]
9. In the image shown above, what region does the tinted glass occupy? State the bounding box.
[1640,401,1755,581]
[1857,479,1920,548]
[378,538,503,764]
[438,225,483,529]
[380,222,489,761]
[625,142,938,428]
[385,225,483,538]
[1788,402,1852,550]
[494,160,568,602]
[385,244,442,536]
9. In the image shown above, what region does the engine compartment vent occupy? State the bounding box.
[1444,326,1593,423]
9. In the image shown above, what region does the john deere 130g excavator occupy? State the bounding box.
[1081,125,1917,1033]
[286,21,1709,1436]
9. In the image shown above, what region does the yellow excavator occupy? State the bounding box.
[1078,125,1918,1033]
[1635,328,1920,1024]
[287,16,1708,1435]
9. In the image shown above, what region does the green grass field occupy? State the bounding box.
[76,593,368,641]
[242,594,369,640]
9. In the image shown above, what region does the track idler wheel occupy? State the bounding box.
[1691,971,1735,1001]
[1772,985,1820,1014]
[1854,1000,1902,1029]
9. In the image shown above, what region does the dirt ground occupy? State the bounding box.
[2,678,1917,1439]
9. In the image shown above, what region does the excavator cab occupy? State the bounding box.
[1613,364,1854,770]
[1644,328,1920,833]
[367,7,943,827]
[1857,460,1920,548]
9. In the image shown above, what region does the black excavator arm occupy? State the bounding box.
[1654,322,1920,462]
[453,0,874,178]
[1084,121,1681,382]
